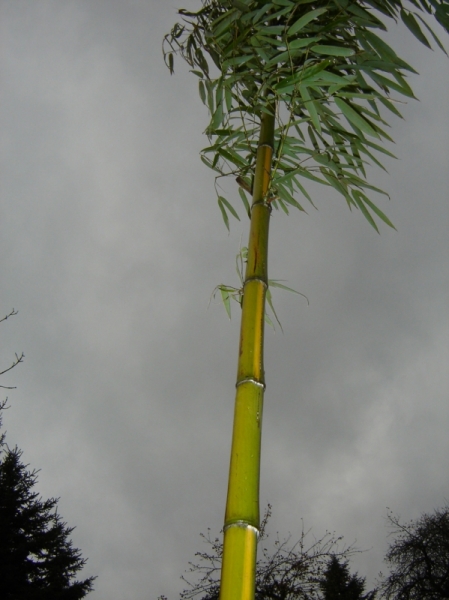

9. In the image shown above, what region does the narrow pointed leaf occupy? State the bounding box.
[277,184,306,211]
[219,196,240,222]
[199,80,206,105]
[293,177,315,207]
[416,13,448,54]
[311,45,355,56]
[238,187,251,217]
[400,9,432,48]
[299,85,321,134]
[352,190,380,232]
[334,97,380,138]
[265,288,283,331]
[369,71,416,98]
[362,30,401,61]
[361,195,397,229]
[288,36,321,49]
[378,96,404,119]
[219,286,232,319]
[288,8,327,35]
[269,280,309,303]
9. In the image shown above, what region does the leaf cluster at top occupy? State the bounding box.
[164,0,448,231]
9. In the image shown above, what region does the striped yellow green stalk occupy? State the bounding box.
[219,108,275,600]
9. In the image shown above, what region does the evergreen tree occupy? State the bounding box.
[0,412,95,599]
[320,556,376,600]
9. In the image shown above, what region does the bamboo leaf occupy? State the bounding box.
[323,172,353,200]
[200,154,223,174]
[269,280,309,304]
[378,96,404,119]
[222,54,254,69]
[288,8,327,35]
[400,9,432,48]
[355,143,389,172]
[252,2,275,23]
[363,139,397,159]
[272,0,294,5]
[212,8,240,37]
[416,13,448,54]
[264,311,276,330]
[310,70,353,85]
[217,196,230,231]
[265,287,283,331]
[265,48,305,67]
[218,147,246,168]
[297,168,330,186]
[264,4,294,22]
[276,184,306,212]
[369,71,416,98]
[273,59,330,91]
[274,197,289,214]
[219,286,232,319]
[334,97,380,139]
[199,80,206,105]
[311,45,355,56]
[205,80,214,114]
[361,195,397,229]
[229,0,251,12]
[299,85,321,134]
[361,30,401,62]
[288,36,321,49]
[238,187,251,217]
[352,190,380,232]
[210,103,224,130]
[220,195,241,222]
[258,25,285,35]
[435,4,449,33]
[225,86,233,112]
[292,177,314,206]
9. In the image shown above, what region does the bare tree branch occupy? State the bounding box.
[0,309,24,390]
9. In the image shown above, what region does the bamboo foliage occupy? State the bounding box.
[165,0,448,231]
[164,1,448,599]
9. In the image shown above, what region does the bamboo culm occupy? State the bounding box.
[219,108,275,600]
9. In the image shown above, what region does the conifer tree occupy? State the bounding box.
[320,555,376,600]
[0,406,95,599]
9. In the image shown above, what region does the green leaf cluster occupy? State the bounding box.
[164,0,448,231]
[212,246,308,329]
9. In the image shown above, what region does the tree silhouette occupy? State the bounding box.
[0,403,95,599]
[380,506,449,599]
[320,555,376,600]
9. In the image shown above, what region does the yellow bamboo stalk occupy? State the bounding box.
[219,107,275,600]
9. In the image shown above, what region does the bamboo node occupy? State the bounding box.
[243,276,268,289]
[235,377,265,390]
[223,521,260,536]
[251,199,272,211]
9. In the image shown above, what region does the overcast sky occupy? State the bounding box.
[1,1,448,599]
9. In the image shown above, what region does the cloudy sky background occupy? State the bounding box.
[1,1,448,598]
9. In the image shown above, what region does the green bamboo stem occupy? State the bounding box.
[219,108,275,600]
